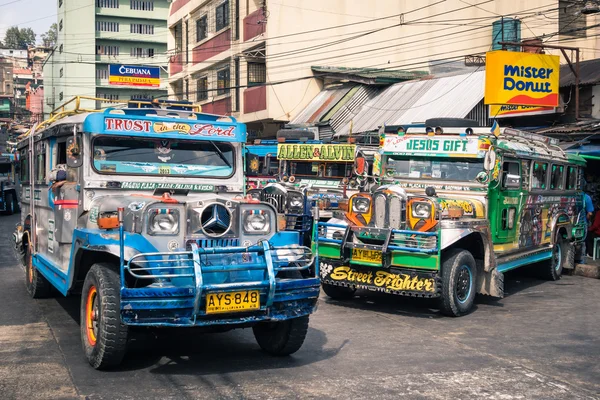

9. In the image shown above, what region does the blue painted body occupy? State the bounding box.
[28,108,319,328]
[496,250,552,273]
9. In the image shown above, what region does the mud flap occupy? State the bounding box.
[477,264,504,298]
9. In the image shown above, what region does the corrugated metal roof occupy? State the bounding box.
[329,85,381,133]
[334,71,485,135]
[311,66,427,84]
[291,86,352,124]
[560,58,600,87]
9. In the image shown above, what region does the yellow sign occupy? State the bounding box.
[489,104,556,118]
[485,51,560,107]
[277,144,356,162]
[327,266,435,292]
[108,76,161,87]
[205,290,260,314]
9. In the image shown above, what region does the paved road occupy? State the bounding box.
[1,213,599,400]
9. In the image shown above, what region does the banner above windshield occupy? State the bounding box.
[83,112,247,143]
[277,144,356,161]
[382,135,487,158]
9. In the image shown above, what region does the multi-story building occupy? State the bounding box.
[0,49,28,69]
[43,0,170,116]
[167,0,600,137]
[12,68,37,122]
[28,45,52,76]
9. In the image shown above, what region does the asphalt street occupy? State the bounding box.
[1,213,599,400]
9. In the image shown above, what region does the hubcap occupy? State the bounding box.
[86,286,99,346]
[456,265,472,304]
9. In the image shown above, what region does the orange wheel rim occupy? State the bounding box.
[27,252,33,284]
[86,286,98,346]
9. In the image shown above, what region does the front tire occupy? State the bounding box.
[322,282,356,300]
[80,264,128,369]
[440,249,477,317]
[25,244,52,299]
[253,315,309,356]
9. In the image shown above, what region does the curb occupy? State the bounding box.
[574,263,600,279]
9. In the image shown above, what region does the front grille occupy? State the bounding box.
[374,193,386,227]
[195,238,240,248]
[262,193,286,214]
[373,193,406,229]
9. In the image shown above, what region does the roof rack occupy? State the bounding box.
[403,126,559,146]
[19,96,201,140]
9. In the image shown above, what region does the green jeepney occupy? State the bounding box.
[317,124,586,316]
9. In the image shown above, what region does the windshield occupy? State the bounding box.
[384,156,484,182]
[285,161,353,179]
[92,136,234,177]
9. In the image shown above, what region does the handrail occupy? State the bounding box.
[19,96,202,140]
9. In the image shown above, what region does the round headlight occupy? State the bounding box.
[289,195,303,209]
[243,210,271,233]
[352,198,370,213]
[412,202,431,218]
[150,213,179,234]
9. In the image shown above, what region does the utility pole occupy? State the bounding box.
[498,41,580,120]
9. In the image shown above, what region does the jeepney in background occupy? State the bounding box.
[245,141,278,189]
[318,120,586,316]
[13,97,320,369]
[0,152,19,215]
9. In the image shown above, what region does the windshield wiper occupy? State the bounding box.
[209,141,232,168]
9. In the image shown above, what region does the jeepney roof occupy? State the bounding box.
[18,107,247,148]
[382,126,580,164]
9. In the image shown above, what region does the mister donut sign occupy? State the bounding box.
[484,51,560,107]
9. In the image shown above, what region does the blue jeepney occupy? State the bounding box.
[14,100,320,369]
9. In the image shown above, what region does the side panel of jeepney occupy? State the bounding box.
[489,154,583,254]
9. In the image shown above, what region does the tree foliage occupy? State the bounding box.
[41,23,58,48]
[3,26,36,50]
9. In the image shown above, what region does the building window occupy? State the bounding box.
[197,76,208,101]
[96,21,120,32]
[59,44,63,53]
[96,45,120,56]
[59,92,63,101]
[96,68,108,79]
[216,0,230,31]
[97,0,119,8]
[559,0,587,38]
[217,65,230,96]
[59,20,63,31]
[196,15,207,42]
[247,62,266,86]
[60,68,64,78]
[130,47,154,58]
[130,24,154,34]
[130,0,154,11]
[98,93,120,101]
[59,0,63,7]
[131,94,152,101]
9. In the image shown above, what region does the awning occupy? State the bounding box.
[334,70,485,136]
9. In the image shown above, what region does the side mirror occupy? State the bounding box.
[355,157,366,175]
[66,137,82,168]
[483,149,496,171]
[503,172,521,189]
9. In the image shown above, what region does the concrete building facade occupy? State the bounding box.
[43,0,170,116]
[167,0,600,138]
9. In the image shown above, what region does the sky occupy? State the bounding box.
[0,0,57,44]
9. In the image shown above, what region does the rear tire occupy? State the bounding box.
[25,244,52,299]
[253,315,309,356]
[80,264,128,369]
[440,249,477,317]
[322,282,356,300]
[540,236,567,280]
